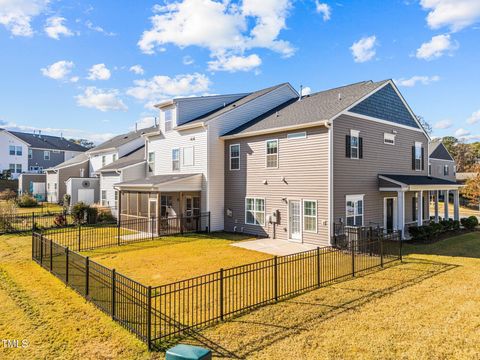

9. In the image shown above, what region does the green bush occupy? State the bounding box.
[72,202,89,224]
[16,194,38,208]
[461,216,479,231]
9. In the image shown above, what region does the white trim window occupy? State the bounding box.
[15,164,22,173]
[444,164,449,176]
[266,139,278,168]
[183,146,194,166]
[245,197,265,226]
[384,133,395,145]
[102,155,106,167]
[428,163,432,176]
[414,142,422,171]
[112,154,117,162]
[350,130,360,159]
[44,150,50,161]
[303,200,317,233]
[346,195,364,226]
[229,144,240,170]
[287,132,306,140]
[8,146,15,155]
[16,146,22,155]
[172,148,180,171]
[28,149,32,159]
[164,109,173,132]
[101,190,107,206]
[114,191,118,209]
[148,152,155,173]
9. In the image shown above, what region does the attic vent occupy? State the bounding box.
[124,136,128,139]
[82,180,90,188]
[338,93,342,101]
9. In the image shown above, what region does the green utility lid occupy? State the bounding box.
[166,344,212,360]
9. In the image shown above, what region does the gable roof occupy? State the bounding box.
[47,152,89,171]
[223,80,389,137]
[88,126,155,154]
[3,130,88,152]
[175,83,295,129]
[98,146,145,172]
[429,141,454,161]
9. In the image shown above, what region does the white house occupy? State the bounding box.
[0,130,29,179]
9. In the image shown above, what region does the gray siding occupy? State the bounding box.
[429,158,456,182]
[224,126,329,246]
[332,114,429,227]
[29,148,64,169]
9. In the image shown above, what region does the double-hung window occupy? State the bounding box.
[9,164,15,172]
[164,109,173,132]
[28,149,32,159]
[9,146,15,155]
[266,139,278,168]
[346,130,362,159]
[102,155,106,167]
[44,150,50,161]
[16,146,22,155]
[172,148,180,171]
[303,200,317,233]
[444,164,449,176]
[148,152,155,173]
[114,191,119,209]
[112,154,117,162]
[245,198,265,226]
[101,190,107,206]
[346,195,364,226]
[414,142,422,171]
[229,144,240,170]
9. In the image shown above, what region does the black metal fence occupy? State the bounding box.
[32,225,402,350]
[42,213,211,252]
[0,211,70,234]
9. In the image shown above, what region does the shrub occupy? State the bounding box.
[63,194,71,207]
[72,202,89,224]
[86,207,98,224]
[461,216,479,231]
[0,189,17,201]
[16,194,38,208]
[54,214,68,227]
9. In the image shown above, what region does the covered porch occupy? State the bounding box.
[114,174,208,235]
[379,174,462,239]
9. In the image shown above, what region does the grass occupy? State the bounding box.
[0,201,64,215]
[430,201,479,218]
[81,233,271,285]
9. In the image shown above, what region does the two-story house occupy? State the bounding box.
[0,129,87,179]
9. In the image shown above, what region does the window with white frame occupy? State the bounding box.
[15,164,22,173]
[148,152,155,173]
[453,165,456,175]
[8,146,15,155]
[8,164,15,173]
[428,163,432,176]
[303,200,317,232]
[101,190,107,206]
[245,198,265,226]
[28,149,32,159]
[172,148,180,171]
[346,195,364,226]
[113,154,117,162]
[80,168,85,177]
[266,139,278,168]
[16,146,22,155]
[114,191,118,209]
[350,130,360,159]
[414,142,422,170]
[384,133,395,145]
[164,109,173,132]
[287,132,306,140]
[183,146,194,166]
[444,164,449,176]
[102,155,106,167]
[229,144,240,170]
[44,150,50,161]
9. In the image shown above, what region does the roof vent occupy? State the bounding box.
[338,93,342,101]
[276,111,279,117]
[299,85,303,101]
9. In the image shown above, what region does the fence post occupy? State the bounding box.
[31,233,34,260]
[220,268,224,321]
[151,217,154,240]
[40,234,44,266]
[180,215,184,235]
[399,235,403,263]
[65,247,69,283]
[208,212,211,233]
[351,239,355,277]
[147,286,152,351]
[117,220,121,246]
[32,212,35,232]
[85,256,90,296]
[274,256,278,302]
[316,247,321,288]
[111,269,116,319]
[78,225,81,252]
[380,237,384,268]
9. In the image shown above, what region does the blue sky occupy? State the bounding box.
[0,0,479,143]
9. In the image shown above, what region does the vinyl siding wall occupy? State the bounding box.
[224,126,329,246]
[332,114,429,228]
[429,158,456,182]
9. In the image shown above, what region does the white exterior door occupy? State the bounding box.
[289,200,302,242]
[78,189,95,205]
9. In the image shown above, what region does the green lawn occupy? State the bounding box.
[0,201,64,215]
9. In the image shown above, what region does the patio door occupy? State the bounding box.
[384,197,397,233]
[289,200,302,242]
[148,199,157,235]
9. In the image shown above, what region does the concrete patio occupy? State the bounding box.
[232,238,318,256]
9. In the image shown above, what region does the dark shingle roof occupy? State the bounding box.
[223,80,389,136]
[88,126,156,153]
[7,130,88,152]
[379,174,458,186]
[429,141,454,161]
[99,146,145,172]
[48,152,89,171]
[176,83,293,128]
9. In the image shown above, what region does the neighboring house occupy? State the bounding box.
[45,153,90,203]
[428,140,456,181]
[66,177,100,206]
[115,84,299,231]
[0,129,87,179]
[18,173,46,201]
[98,146,146,217]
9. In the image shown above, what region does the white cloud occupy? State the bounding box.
[455,127,471,137]
[420,0,480,32]
[301,86,312,96]
[70,76,79,83]
[85,20,115,36]
[394,75,440,87]
[41,60,74,80]
[467,110,480,124]
[433,119,453,129]
[208,53,262,72]
[129,65,144,75]
[87,63,111,80]
[416,34,458,60]
[75,87,127,112]
[44,16,73,39]
[350,35,377,63]
[315,1,331,21]
[183,55,194,65]
[138,0,294,72]
[127,73,211,108]
[0,0,49,36]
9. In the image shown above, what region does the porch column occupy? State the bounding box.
[418,190,424,226]
[118,190,122,223]
[444,190,449,220]
[453,190,460,221]
[434,190,439,223]
[397,190,405,239]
